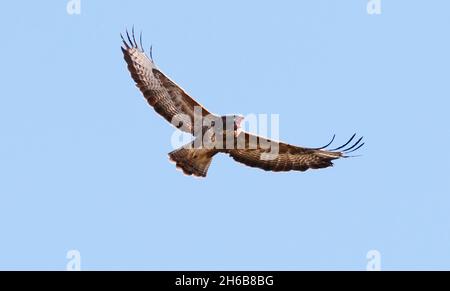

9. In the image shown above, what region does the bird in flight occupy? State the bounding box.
[121,29,364,178]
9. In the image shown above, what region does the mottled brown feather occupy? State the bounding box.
[122,46,216,133]
[227,132,343,173]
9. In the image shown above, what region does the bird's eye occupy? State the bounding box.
[211,121,215,127]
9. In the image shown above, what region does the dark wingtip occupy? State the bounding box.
[132,25,138,48]
[343,136,364,152]
[139,31,144,52]
[122,27,147,53]
[126,29,133,48]
[149,45,154,61]
[343,153,363,158]
[330,133,356,151]
[345,141,365,154]
[120,32,130,49]
[312,133,364,155]
[313,134,336,150]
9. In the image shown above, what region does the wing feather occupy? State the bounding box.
[228,132,345,172]
[122,39,215,134]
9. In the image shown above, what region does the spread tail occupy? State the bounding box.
[168,146,218,178]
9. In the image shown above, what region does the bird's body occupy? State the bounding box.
[121,30,364,177]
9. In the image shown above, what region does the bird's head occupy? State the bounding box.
[221,115,244,130]
[233,115,245,130]
[220,115,244,138]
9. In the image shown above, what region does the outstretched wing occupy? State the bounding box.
[121,30,214,134]
[228,132,364,172]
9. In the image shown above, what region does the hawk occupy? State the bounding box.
[121,29,364,178]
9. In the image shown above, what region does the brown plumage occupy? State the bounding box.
[121,29,364,178]
[227,132,362,173]
[121,30,214,134]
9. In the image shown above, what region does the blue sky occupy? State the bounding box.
[0,1,449,270]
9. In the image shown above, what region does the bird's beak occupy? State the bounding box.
[234,116,244,137]
[235,116,245,128]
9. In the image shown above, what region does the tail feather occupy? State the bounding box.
[168,147,217,178]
